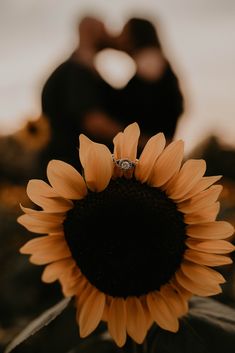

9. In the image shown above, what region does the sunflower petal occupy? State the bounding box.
[27,179,58,198]
[27,180,73,212]
[147,291,179,332]
[62,274,87,297]
[108,298,127,347]
[20,235,71,264]
[79,135,113,192]
[184,249,232,266]
[185,238,235,254]
[20,205,65,223]
[76,283,94,317]
[126,297,147,344]
[178,175,222,202]
[140,297,153,330]
[150,140,184,187]
[20,234,64,253]
[160,284,188,317]
[29,246,70,264]
[113,132,124,159]
[178,185,222,214]
[170,277,192,301]
[112,133,124,178]
[122,123,140,160]
[175,269,222,296]
[47,160,87,199]
[181,261,225,284]
[18,214,63,234]
[41,258,75,283]
[79,288,105,337]
[135,133,166,183]
[166,159,206,200]
[184,202,220,224]
[187,221,234,240]
[79,134,93,168]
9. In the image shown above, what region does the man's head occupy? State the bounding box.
[78,17,112,52]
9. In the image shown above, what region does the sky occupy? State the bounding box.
[0,0,235,153]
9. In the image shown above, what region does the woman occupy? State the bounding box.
[116,18,184,144]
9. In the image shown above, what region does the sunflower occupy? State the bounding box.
[18,123,234,347]
[15,115,51,151]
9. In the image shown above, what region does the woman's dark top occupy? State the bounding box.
[116,64,184,139]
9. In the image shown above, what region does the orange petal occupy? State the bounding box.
[178,175,222,202]
[147,291,179,332]
[20,235,71,264]
[175,269,222,296]
[139,296,154,330]
[79,136,113,192]
[122,123,140,160]
[27,179,58,198]
[79,288,105,337]
[160,284,188,317]
[20,234,64,253]
[126,297,147,344]
[170,277,192,301]
[178,185,222,214]
[166,160,206,200]
[108,297,127,347]
[27,179,73,212]
[62,274,87,297]
[135,133,166,183]
[101,296,112,322]
[183,249,232,266]
[102,303,109,322]
[112,132,124,177]
[113,132,124,159]
[186,221,234,240]
[41,258,76,283]
[185,238,235,254]
[20,205,65,223]
[47,160,87,199]
[18,214,63,234]
[76,283,95,318]
[79,134,93,168]
[181,261,225,284]
[29,248,70,264]
[150,140,184,187]
[184,202,220,224]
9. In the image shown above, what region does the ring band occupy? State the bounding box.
[112,156,137,170]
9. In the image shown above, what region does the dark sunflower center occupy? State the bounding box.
[64,178,186,298]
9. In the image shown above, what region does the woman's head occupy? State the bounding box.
[117,18,161,54]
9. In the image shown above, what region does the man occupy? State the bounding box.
[41,17,122,169]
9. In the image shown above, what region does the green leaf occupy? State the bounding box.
[149,297,235,353]
[4,297,71,353]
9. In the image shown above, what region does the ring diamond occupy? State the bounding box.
[112,156,137,170]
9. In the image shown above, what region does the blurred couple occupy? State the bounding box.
[41,16,184,169]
